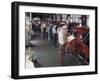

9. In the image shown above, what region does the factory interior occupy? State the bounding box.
[25,12,89,68]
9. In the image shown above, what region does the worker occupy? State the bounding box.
[58,22,69,65]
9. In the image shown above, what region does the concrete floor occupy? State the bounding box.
[25,32,84,68]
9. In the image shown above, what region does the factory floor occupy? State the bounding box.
[25,32,84,68]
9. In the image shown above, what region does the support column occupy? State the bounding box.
[30,12,32,22]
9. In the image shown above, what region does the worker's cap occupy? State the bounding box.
[60,21,66,25]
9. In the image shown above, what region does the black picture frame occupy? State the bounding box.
[11,1,98,79]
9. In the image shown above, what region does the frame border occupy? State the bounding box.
[11,1,98,79]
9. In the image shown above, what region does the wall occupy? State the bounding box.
[0,0,99,81]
